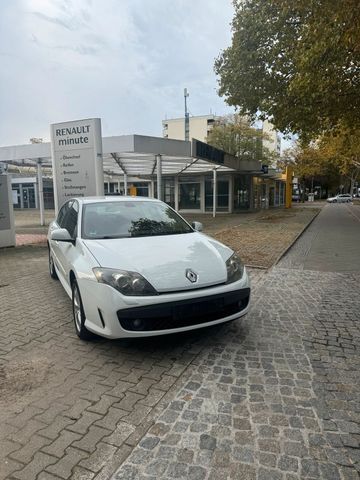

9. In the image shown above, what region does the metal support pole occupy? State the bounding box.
[156,155,162,200]
[174,176,179,211]
[213,168,217,218]
[37,159,45,226]
[124,174,128,195]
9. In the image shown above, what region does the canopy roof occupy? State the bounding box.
[0,134,240,177]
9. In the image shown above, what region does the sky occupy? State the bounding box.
[0,0,237,146]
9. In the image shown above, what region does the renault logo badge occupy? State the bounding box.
[186,268,198,283]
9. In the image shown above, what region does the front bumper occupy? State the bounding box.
[117,288,250,332]
[78,269,251,338]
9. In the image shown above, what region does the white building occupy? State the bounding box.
[162,114,218,143]
[262,119,281,157]
[163,115,281,158]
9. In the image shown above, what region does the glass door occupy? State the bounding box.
[205,179,229,212]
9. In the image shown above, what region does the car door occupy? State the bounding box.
[49,201,70,278]
[55,200,80,287]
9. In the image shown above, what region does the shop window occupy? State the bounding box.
[233,176,250,210]
[205,179,229,212]
[179,182,200,210]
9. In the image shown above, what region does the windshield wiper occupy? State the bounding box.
[130,230,191,237]
[88,234,130,239]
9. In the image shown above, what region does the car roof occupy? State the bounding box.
[70,196,162,205]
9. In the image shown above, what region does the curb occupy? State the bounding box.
[274,208,322,267]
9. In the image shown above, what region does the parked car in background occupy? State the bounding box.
[327,194,352,203]
[47,197,251,340]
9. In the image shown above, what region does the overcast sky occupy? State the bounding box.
[0,0,236,146]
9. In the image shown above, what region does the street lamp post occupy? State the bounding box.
[184,88,189,142]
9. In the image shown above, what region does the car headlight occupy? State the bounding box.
[226,253,244,284]
[93,268,158,296]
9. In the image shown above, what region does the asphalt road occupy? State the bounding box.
[278,203,360,271]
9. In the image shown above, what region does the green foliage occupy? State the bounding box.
[207,114,277,164]
[318,125,360,190]
[215,0,360,139]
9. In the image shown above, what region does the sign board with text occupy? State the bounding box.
[50,118,104,213]
[192,139,225,165]
[0,174,15,248]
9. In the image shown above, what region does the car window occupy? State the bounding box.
[62,201,78,238]
[82,201,193,239]
[57,202,70,227]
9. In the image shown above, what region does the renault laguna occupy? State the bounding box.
[47,197,251,340]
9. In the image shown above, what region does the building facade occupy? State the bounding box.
[162,114,218,143]
[5,132,285,214]
[262,119,281,158]
[162,115,281,157]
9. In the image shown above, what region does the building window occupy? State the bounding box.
[233,176,250,210]
[132,182,149,197]
[163,178,175,208]
[179,181,201,210]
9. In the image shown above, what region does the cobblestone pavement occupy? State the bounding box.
[1,204,359,479]
[111,205,360,479]
[0,246,218,480]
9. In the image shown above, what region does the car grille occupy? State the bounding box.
[117,288,250,332]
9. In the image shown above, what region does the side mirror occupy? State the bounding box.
[51,228,74,242]
[191,221,203,232]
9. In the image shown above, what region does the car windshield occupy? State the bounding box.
[82,201,193,239]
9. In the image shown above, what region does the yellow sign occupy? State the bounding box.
[129,186,137,196]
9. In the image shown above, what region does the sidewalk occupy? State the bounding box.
[185,206,321,269]
[14,206,321,268]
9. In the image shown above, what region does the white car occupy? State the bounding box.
[327,194,352,203]
[47,197,251,340]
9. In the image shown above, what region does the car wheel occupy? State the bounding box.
[72,280,95,340]
[48,247,58,280]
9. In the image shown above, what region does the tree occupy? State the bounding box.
[318,125,360,194]
[207,114,277,164]
[279,141,345,200]
[215,0,360,140]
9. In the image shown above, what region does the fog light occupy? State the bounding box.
[132,319,144,330]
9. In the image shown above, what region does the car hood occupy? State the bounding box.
[83,232,233,292]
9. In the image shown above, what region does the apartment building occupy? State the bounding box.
[162,114,218,143]
[163,115,281,157]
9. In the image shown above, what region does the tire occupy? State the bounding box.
[72,280,95,340]
[48,247,58,280]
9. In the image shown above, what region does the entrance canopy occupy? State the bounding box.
[0,134,236,176]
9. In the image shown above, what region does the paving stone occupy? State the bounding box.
[11,452,58,480]
[258,467,283,480]
[46,447,89,478]
[167,462,188,478]
[229,462,256,479]
[188,465,207,480]
[9,435,52,464]
[278,455,298,472]
[139,436,160,450]
[42,430,82,458]
[199,434,217,450]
